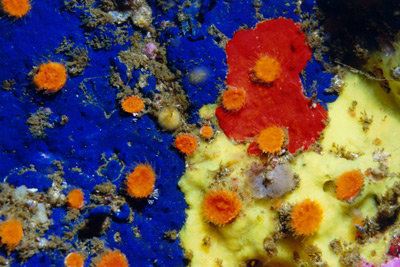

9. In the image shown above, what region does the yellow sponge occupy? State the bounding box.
[179,72,400,266]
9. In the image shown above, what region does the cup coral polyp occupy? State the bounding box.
[200,125,213,139]
[203,190,242,225]
[1,0,30,18]
[215,18,327,153]
[251,56,282,85]
[158,107,182,131]
[67,189,85,209]
[0,219,23,250]
[222,87,246,111]
[65,252,84,267]
[175,134,198,155]
[121,95,144,114]
[96,250,129,267]
[33,62,67,93]
[257,126,285,153]
[291,199,323,235]
[335,170,364,200]
[126,164,155,198]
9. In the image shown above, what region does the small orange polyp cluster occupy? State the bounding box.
[291,199,323,235]
[96,250,129,267]
[33,62,67,93]
[126,164,155,198]
[335,170,364,200]
[257,126,285,153]
[175,134,198,155]
[203,190,242,225]
[1,0,30,18]
[0,219,23,250]
[222,87,246,111]
[65,252,84,267]
[252,56,282,84]
[67,189,85,209]
[121,96,144,114]
[200,125,213,139]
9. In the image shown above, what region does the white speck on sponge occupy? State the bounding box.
[36,203,48,224]
[108,10,132,24]
[14,185,28,199]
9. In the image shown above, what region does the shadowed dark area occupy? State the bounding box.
[318,0,400,65]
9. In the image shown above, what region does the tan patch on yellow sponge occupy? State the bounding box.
[179,72,400,266]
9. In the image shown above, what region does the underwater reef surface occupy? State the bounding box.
[6,0,400,266]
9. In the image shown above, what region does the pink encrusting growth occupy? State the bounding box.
[382,258,400,267]
[143,42,158,60]
[215,18,327,153]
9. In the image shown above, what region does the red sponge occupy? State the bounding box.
[216,18,327,153]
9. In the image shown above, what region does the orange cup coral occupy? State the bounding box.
[175,134,198,155]
[335,170,364,200]
[126,164,156,198]
[33,62,67,93]
[291,199,323,235]
[0,219,23,250]
[121,96,144,114]
[65,252,84,267]
[67,189,85,209]
[203,190,242,225]
[222,87,246,111]
[251,56,282,84]
[1,0,30,18]
[96,250,129,267]
[257,126,285,153]
[200,125,213,139]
